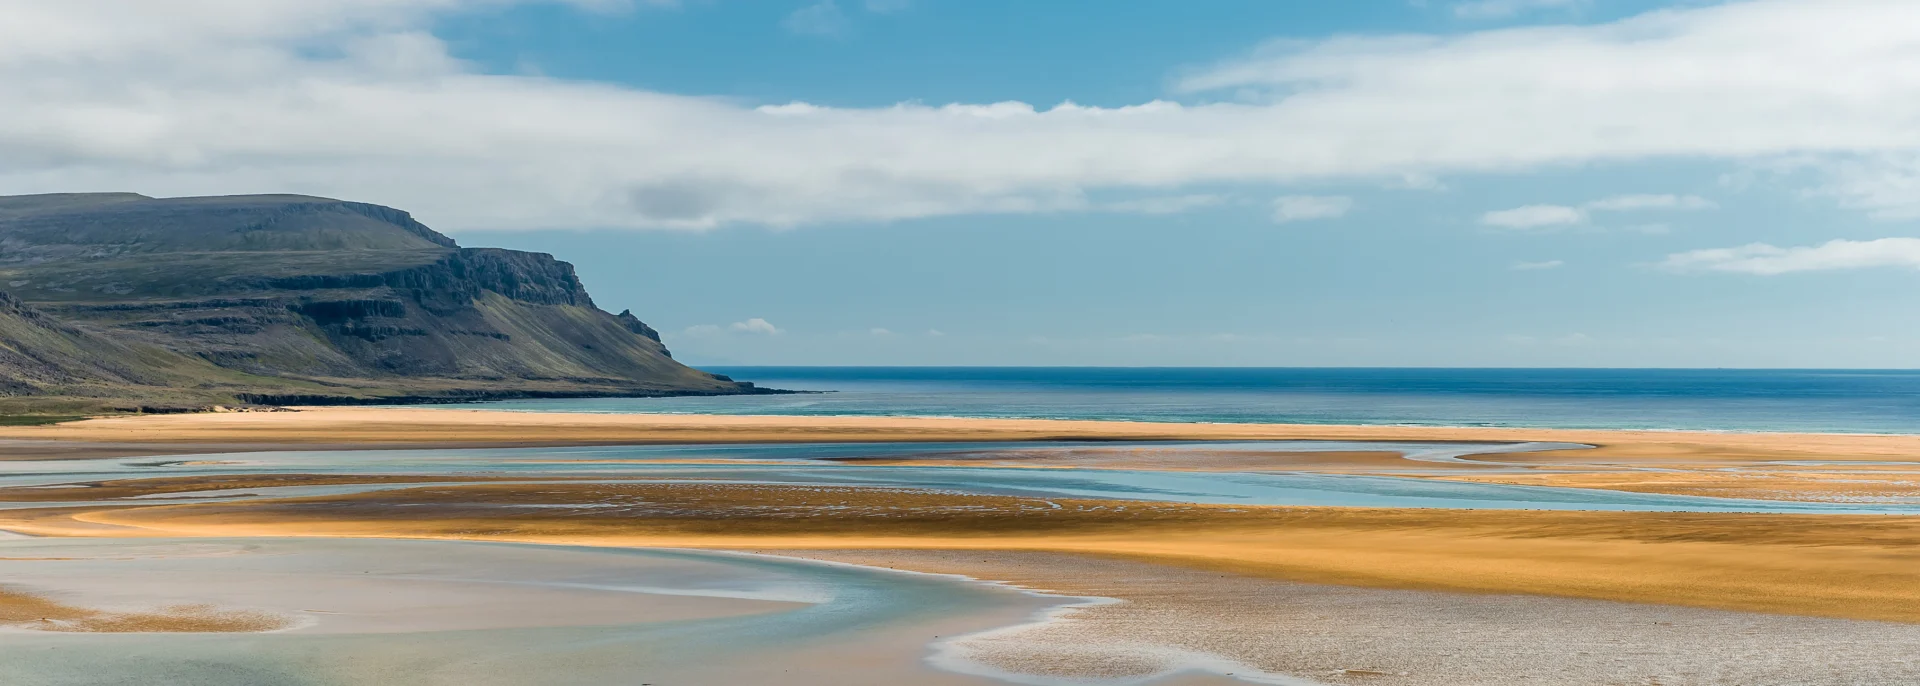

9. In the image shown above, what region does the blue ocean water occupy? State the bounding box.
[453,367,1920,434]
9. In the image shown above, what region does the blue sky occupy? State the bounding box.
[6,0,1920,366]
[436,1,1673,107]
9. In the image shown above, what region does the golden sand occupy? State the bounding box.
[2,407,1917,461]
[0,474,498,503]
[11,481,1920,623]
[1422,469,1920,502]
[830,448,1424,472]
[0,586,288,633]
[8,408,1920,501]
[5,409,1920,628]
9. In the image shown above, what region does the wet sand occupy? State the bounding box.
[1424,468,1920,503]
[829,446,1422,472]
[780,549,1920,685]
[14,481,1920,622]
[7,410,1920,683]
[4,407,1918,463]
[0,474,511,503]
[0,586,290,633]
[0,538,800,634]
[0,537,1068,686]
[845,444,1920,504]
[7,408,1920,502]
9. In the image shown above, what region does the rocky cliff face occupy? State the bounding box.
[0,193,755,412]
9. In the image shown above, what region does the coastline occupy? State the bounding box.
[4,408,1920,681]
[5,406,1920,463]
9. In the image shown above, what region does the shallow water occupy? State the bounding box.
[0,538,1063,686]
[6,441,1920,514]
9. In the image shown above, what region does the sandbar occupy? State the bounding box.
[14,481,1920,623]
[3,407,1918,463]
[8,408,1920,502]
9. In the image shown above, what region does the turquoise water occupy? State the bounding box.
[0,538,1052,686]
[445,367,1920,434]
[6,441,1918,514]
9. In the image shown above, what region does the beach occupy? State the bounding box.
[0,537,1063,685]
[783,549,1920,685]
[6,407,1920,503]
[8,405,1920,459]
[4,408,1920,684]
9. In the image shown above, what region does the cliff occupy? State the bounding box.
[0,193,757,413]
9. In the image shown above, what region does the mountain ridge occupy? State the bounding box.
[0,192,764,414]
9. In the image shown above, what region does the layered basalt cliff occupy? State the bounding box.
[0,193,758,412]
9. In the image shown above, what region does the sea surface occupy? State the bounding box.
[449,367,1920,434]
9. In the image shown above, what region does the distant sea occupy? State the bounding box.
[448,367,1920,435]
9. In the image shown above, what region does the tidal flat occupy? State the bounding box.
[0,537,1072,686]
[4,410,1920,684]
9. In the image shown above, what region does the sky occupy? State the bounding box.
[4,0,1920,367]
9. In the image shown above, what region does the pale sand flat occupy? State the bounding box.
[776,549,1920,686]
[0,538,1073,686]
[8,408,1920,502]
[23,479,1920,622]
[0,538,801,634]
[6,408,1920,464]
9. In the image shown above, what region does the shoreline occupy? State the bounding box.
[4,407,1920,634]
[417,406,1920,438]
[5,407,1920,464]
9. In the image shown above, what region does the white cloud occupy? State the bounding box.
[686,318,784,335]
[1511,259,1564,270]
[1481,204,1585,229]
[783,1,849,36]
[1388,173,1447,191]
[1101,194,1224,215]
[1271,195,1353,223]
[1483,194,1717,229]
[5,1,1920,230]
[926,329,946,337]
[1661,237,1920,274]
[730,318,783,334]
[869,327,894,335]
[1583,194,1717,211]
[1795,154,1920,219]
[1451,0,1584,20]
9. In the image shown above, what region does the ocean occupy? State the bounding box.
[447,367,1920,435]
